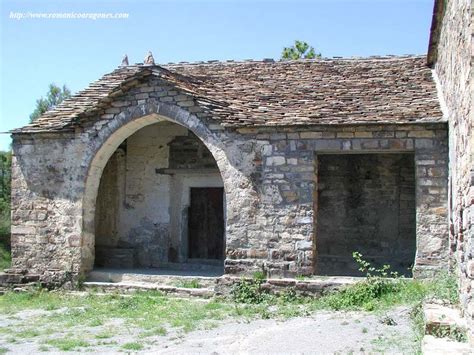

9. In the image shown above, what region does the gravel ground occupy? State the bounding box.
[0,306,417,354]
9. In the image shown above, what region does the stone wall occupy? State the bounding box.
[317,153,416,276]
[236,124,449,278]
[432,0,473,343]
[9,73,449,286]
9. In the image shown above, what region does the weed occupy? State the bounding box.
[98,340,118,345]
[16,329,40,338]
[252,271,266,280]
[429,324,467,343]
[88,318,104,327]
[0,347,8,355]
[45,338,90,351]
[425,271,459,305]
[122,342,143,350]
[176,279,201,289]
[76,274,86,290]
[95,331,113,339]
[231,278,268,304]
[139,326,167,338]
[280,288,298,302]
[317,252,405,311]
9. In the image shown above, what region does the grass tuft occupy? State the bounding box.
[176,279,201,289]
[122,342,143,351]
[45,338,90,351]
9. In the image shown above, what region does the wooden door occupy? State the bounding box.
[188,187,224,260]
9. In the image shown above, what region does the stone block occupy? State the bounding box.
[360,140,379,149]
[300,132,322,139]
[336,132,354,138]
[314,140,341,150]
[354,131,372,138]
[266,156,285,166]
[295,240,313,251]
[415,139,434,149]
[11,225,36,235]
[408,130,435,138]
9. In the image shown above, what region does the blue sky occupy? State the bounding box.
[0,0,435,150]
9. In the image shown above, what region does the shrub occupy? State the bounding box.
[320,252,403,310]
[0,199,10,270]
[231,276,268,304]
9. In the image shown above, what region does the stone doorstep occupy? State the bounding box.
[82,281,214,298]
[0,271,40,285]
[421,335,471,355]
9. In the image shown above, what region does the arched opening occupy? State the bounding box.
[81,111,229,276]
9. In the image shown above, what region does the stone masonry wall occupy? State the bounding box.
[9,73,449,286]
[433,0,473,342]
[234,124,448,278]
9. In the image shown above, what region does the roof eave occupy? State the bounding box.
[427,0,445,68]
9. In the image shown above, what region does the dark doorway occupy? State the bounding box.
[188,187,224,260]
[316,153,416,277]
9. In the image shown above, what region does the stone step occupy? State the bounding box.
[0,271,40,286]
[423,303,467,335]
[87,269,219,289]
[87,270,359,297]
[421,335,471,354]
[83,281,214,298]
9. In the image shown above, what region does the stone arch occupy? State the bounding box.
[80,101,231,273]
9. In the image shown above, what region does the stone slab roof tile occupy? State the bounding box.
[13,55,444,133]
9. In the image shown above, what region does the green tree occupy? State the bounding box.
[29,84,71,122]
[0,151,11,269]
[0,151,11,204]
[281,40,321,60]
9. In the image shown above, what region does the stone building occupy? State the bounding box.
[427,0,473,343]
[2,0,472,341]
[7,56,449,280]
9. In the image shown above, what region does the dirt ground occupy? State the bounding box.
[0,305,417,354]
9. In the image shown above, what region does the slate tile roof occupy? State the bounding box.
[13,55,444,133]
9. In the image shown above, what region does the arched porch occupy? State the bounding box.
[81,108,232,277]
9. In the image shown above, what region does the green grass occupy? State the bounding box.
[15,329,40,338]
[138,326,167,338]
[95,331,114,339]
[122,342,143,351]
[0,272,461,353]
[175,279,201,289]
[44,338,90,351]
[0,290,241,335]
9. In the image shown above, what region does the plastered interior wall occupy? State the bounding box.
[94,121,223,268]
[317,153,416,276]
